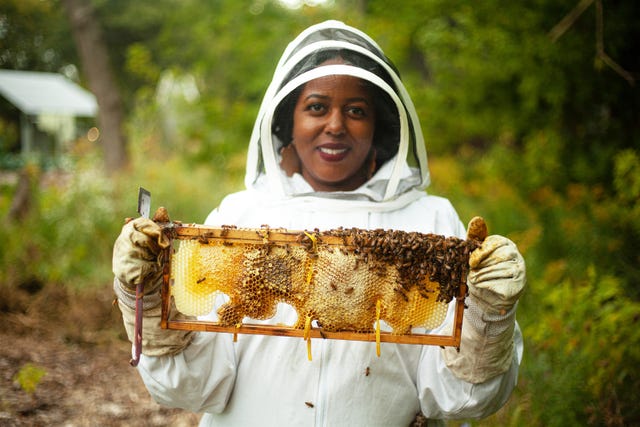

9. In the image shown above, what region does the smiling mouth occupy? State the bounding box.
[318,147,348,155]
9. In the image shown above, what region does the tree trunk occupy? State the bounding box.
[6,167,38,223]
[61,0,128,173]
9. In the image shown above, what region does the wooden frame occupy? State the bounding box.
[160,223,466,348]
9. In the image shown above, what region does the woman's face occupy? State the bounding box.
[291,74,375,192]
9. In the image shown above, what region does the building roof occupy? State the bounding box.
[0,69,97,117]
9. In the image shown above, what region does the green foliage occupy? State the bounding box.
[524,268,640,425]
[13,363,47,395]
[0,0,74,72]
[609,149,640,296]
[613,149,640,215]
[431,150,640,426]
[0,159,120,290]
[366,0,640,193]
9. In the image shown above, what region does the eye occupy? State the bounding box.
[305,102,326,114]
[348,106,365,116]
[346,104,369,119]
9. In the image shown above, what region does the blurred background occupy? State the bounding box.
[0,0,638,426]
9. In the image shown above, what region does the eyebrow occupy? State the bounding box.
[303,94,371,104]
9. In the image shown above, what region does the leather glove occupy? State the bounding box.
[112,217,170,300]
[468,235,526,315]
[112,212,194,356]
[443,235,526,383]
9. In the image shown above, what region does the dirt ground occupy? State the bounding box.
[0,284,202,427]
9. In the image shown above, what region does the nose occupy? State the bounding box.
[324,108,345,136]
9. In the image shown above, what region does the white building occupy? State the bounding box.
[0,69,97,167]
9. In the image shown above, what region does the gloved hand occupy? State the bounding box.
[467,235,526,315]
[112,212,193,357]
[113,217,169,296]
[442,235,526,384]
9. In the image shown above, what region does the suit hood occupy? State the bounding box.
[244,20,430,202]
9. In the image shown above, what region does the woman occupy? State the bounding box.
[113,20,525,426]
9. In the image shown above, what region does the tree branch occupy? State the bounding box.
[549,0,635,86]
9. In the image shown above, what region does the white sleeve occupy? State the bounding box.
[417,322,523,419]
[136,332,237,413]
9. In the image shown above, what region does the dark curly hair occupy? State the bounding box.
[272,49,401,169]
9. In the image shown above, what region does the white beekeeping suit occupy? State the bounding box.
[112,20,525,426]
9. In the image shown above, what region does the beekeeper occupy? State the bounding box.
[113,20,525,426]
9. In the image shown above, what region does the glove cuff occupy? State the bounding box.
[113,277,162,311]
[441,297,518,384]
[118,300,194,357]
[465,293,517,337]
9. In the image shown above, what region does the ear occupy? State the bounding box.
[280,144,302,177]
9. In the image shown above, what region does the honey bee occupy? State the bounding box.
[365,366,370,376]
[394,288,409,302]
[220,224,235,237]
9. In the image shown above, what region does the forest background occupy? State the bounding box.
[0,0,639,426]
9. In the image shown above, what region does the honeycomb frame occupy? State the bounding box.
[159,222,483,349]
